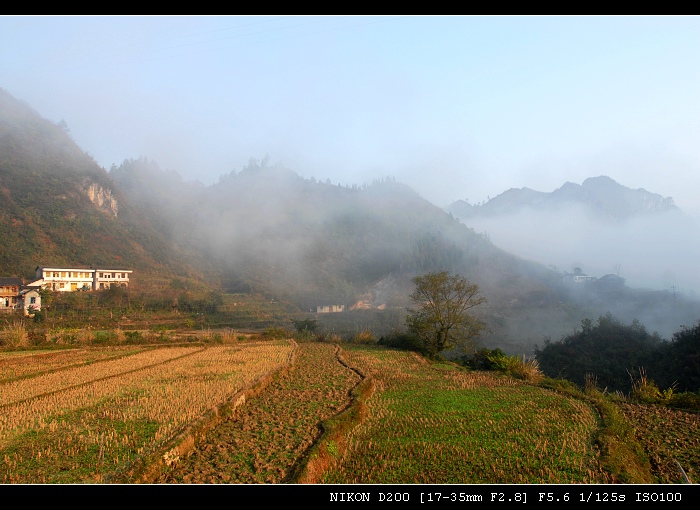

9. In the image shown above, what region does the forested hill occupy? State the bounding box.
[109,156,548,310]
[109,155,621,353]
[0,88,202,286]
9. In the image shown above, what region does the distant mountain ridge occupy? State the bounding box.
[445,174,700,302]
[447,176,680,222]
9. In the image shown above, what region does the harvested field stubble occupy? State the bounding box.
[0,346,148,382]
[0,341,293,483]
[156,341,362,484]
[619,402,700,484]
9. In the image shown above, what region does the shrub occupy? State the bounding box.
[315,332,342,343]
[263,327,289,339]
[667,391,700,412]
[463,348,543,382]
[291,318,318,334]
[464,347,506,370]
[507,355,544,383]
[124,330,143,343]
[377,330,423,352]
[629,367,664,404]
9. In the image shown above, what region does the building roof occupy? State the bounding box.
[0,277,23,286]
[35,266,133,272]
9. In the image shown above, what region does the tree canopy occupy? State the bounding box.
[534,313,664,393]
[406,271,486,358]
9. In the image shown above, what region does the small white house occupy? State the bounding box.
[19,288,41,316]
[316,304,346,313]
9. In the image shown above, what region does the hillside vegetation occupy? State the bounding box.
[0,89,203,289]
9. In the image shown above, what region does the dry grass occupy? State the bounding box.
[0,340,294,483]
[1,321,29,348]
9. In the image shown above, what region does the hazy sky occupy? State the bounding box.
[2,15,699,217]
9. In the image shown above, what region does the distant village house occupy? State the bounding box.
[316,304,346,313]
[0,277,22,311]
[1,276,40,315]
[563,268,597,284]
[0,265,133,316]
[19,288,41,316]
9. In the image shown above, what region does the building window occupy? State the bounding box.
[30,297,36,304]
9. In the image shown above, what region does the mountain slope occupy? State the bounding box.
[448,175,680,221]
[0,88,203,287]
[446,176,700,298]
[114,156,651,353]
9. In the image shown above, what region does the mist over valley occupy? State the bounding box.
[1,87,699,356]
[448,176,700,298]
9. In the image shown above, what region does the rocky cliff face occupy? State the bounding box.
[83,181,118,217]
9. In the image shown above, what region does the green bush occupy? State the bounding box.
[377,330,423,352]
[263,327,289,339]
[124,331,143,343]
[667,391,700,412]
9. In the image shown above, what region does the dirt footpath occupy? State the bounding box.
[154,341,362,484]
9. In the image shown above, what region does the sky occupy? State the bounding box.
[2,15,700,218]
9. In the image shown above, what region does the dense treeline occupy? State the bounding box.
[535,313,700,394]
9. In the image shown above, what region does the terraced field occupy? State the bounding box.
[155,341,361,483]
[0,341,294,483]
[311,346,607,484]
[1,340,697,484]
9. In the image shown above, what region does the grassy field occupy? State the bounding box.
[307,345,605,484]
[0,337,697,484]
